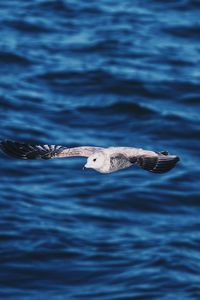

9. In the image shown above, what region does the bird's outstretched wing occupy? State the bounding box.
[128,151,180,173]
[0,140,102,160]
[107,147,180,173]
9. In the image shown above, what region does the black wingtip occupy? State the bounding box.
[151,155,180,173]
[0,140,60,160]
[138,154,180,173]
[0,140,30,159]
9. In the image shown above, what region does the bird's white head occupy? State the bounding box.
[84,152,105,172]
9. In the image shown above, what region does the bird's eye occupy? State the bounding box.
[93,158,97,162]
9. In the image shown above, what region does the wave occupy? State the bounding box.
[0,51,31,65]
[36,69,158,98]
[7,18,52,33]
[79,101,156,116]
[163,24,200,39]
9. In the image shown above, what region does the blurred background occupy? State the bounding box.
[0,0,200,299]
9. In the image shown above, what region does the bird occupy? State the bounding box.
[0,140,180,174]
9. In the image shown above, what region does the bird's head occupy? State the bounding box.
[84,152,105,172]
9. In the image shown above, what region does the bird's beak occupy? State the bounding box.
[83,163,89,170]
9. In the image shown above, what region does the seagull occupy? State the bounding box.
[0,140,180,174]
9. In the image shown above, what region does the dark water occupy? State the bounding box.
[0,0,200,299]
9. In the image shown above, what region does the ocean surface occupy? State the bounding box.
[0,0,200,299]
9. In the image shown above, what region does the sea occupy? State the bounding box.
[0,0,200,299]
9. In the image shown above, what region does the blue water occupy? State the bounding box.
[0,0,200,299]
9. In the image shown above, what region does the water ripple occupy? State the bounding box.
[0,0,200,300]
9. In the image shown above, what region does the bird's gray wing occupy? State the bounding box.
[113,148,180,173]
[0,140,102,160]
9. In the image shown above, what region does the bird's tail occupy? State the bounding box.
[137,152,180,173]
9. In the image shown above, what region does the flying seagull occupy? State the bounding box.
[0,140,180,174]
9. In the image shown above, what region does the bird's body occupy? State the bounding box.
[86,147,157,173]
[0,140,180,174]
